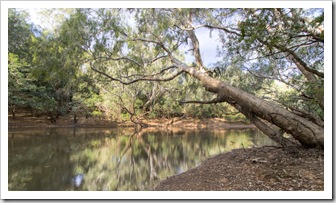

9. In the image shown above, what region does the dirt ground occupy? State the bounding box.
[154,146,324,191]
[8,113,255,129]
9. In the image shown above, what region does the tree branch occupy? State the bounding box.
[122,65,178,79]
[187,29,205,71]
[286,53,323,79]
[232,103,298,147]
[147,54,168,64]
[287,33,323,43]
[174,24,242,36]
[179,97,225,105]
[247,113,298,147]
[130,37,172,56]
[257,37,324,79]
[90,63,183,85]
[96,55,143,67]
[276,101,324,127]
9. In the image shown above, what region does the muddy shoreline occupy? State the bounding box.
[8,115,256,130]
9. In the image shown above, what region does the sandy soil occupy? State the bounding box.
[153,146,324,191]
[8,114,255,129]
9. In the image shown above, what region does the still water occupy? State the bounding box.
[8,127,276,191]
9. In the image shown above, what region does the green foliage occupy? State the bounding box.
[8,9,34,59]
[92,110,103,117]
[8,8,324,124]
[8,53,58,114]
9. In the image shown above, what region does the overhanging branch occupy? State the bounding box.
[122,65,178,79]
[174,24,241,36]
[90,63,183,85]
[257,37,324,79]
[147,54,169,64]
[130,37,172,56]
[95,55,143,67]
[179,97,225,105]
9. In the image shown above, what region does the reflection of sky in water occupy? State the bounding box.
[72,174,84,187]
[176,167,186,175]
[8,128,276,191]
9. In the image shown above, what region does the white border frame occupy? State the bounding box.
[1,1,333,200]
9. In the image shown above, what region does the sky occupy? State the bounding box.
[26,8,221,67]
[192,28,221,67]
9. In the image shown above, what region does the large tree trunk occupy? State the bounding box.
[174,59,324,148]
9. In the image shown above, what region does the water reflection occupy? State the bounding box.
[72,174,84,188]
[8,127,276,191]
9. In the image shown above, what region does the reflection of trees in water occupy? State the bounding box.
[9,130,73,190]
[8,128,275,191]
[71,128,276,191]
[8,128,117,191]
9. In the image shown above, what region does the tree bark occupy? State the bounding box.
[231,101,298,147]
[173,58,324,148]
[11,106,16,119]
[143,83,159,112]
[185,10,206,72]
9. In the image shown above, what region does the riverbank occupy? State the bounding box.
[8,114,255,129]
[153,146,324,191]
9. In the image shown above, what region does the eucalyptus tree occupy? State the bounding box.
[221,8,324,118]
[61,8,323,148]
[8,9,58,118]
[8,9,31,116]
[8,9,32,59]
[27,9,93,120]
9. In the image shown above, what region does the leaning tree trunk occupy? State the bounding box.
[174,59,324,148]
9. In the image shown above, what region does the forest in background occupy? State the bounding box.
[8,8,324,148]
